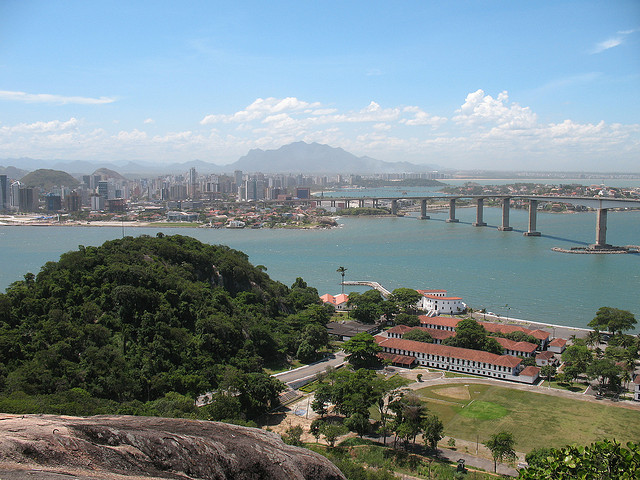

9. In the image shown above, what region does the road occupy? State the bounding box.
[273,351,347,389]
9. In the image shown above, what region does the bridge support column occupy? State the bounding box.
[331,200,335,208]
[591,208,610,249]
[498,198,512,231]
[373,199,378,208]
[358,199,364,208]
[473,198,486,226]
[420,199,430,219]
[391,199,398,215]
[524,199,540,236]
[446,199,459,223]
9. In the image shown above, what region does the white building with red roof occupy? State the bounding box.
[492,337,538,358]
[634,375,640,401]
[386,324,455,344]
[376,336,537,383]
[548,338,567,354]
[419,315,462,331]
[320,293,350,311]
[416,289,466,315]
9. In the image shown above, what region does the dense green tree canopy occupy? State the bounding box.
[589,307,637,336]
[402,329,433,343]
[342,333,382,368]
[389,288,422,314]
[442,318,503,355]
[519,439,640,479]
[0,234,328,419]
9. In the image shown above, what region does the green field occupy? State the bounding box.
[414,383,640,453]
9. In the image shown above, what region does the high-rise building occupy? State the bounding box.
[0,175,8,211]
[18,187,37,212]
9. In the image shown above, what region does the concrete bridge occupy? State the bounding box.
[342,280,391,298]
[310,194,640,249]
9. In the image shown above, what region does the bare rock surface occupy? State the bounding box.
[0,414,345,480]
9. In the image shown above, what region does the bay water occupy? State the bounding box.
[1,206,638,331]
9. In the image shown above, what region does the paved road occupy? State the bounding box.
[273,351,347,388]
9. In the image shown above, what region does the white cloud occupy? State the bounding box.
[143,118,155,124]
[591,29,637,54]
[0,90,115,105]
[1,91,638,171]
[592,37,623,54]
[453,89,537,129]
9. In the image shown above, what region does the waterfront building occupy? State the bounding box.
[385,324,455,344]
[167,211,198,222]
[18,187,38,212]
[376,336,540,384]
[45,193,62,211]
[548,338,567,354]
[478,321,551,349]
[416,289,466,315]
[419,316,461,331]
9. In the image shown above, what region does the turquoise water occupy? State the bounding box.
[1,207,638,330]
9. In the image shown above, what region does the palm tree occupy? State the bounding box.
[337,266,347,294]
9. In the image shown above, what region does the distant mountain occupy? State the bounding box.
[0,165,29,180]
[225,142,440,174]
[92,167,128,181]
[19,169,79,191]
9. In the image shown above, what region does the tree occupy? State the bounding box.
[309,418,324,442]
[321,423,348,447]
[389,288,422,314]
[395,313,420,327]
[587,357,622,392]
[282,424,304,446]
[337,266,347,294]
[347,290,384,324]
[402,329,433,343]
[540,364,556,384]
[342,333,382,368]
[422,414,444,452]
[443,318,502,354]
[519,439,640,479]
[589,307,637,336]
[485,431,516,473]
[562,345,593,383]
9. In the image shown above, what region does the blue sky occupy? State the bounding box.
[0,1,638,171]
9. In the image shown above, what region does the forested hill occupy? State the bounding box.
[0,234,332,420]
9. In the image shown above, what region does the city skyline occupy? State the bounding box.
[1,1,639,172]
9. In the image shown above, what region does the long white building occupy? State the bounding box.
[376,336,540,384]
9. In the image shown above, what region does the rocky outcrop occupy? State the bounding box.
[0,414,345,480]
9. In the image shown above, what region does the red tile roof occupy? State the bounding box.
[387,325,456,341]
[549,338,567,347]
[378,352,416,366]
[536,351,555,360]
[387,325,414,335]
[519,366,541,377]
[478,321,549,341]
[378,337,522,368]
[417,289,447,295]
[493,337,538,353]
[419,316,462,328]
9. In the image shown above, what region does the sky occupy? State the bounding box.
[0,1,638,172]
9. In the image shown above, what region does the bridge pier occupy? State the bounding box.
[446,199,459,223]
[420,199,430,219]
[331,200,335,208]
[498,197,512,231]
[524,199,540,236]
[473,198,487,226]
[358,199,364,208]
[591,208,610,249]
[391,199,398,215]
[373,199,378,209]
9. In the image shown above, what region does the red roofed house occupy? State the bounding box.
[320,293,350,311]
[386,325,455,344]
[376,337,537,383]
[417,289,466,315]
[535,350,557,367]
[548,338,567,354]
[478,321,550,349]
[493,337,538,358]
[419,316,462,331]
[519,366,541,384]
[634,375,640,401]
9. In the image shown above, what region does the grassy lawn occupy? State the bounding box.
[264,359,303,375]
[414,383,640,453]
